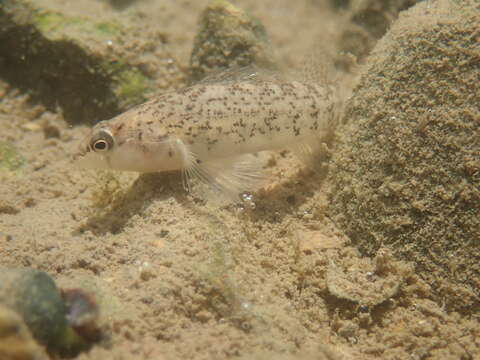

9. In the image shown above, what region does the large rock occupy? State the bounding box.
[0,0,182,124]
[328,0,480,311]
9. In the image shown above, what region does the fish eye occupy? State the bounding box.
[90,129,114,152]
[93,139,108,151]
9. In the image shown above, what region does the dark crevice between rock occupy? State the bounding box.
[0,11,120,125]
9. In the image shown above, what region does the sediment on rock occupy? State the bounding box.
[328,0,480,311]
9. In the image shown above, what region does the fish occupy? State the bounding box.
[74,66,340,201]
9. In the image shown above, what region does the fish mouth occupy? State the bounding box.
[72,129,94,162]
[72,143,91,162]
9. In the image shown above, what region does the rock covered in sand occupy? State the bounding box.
[328,0,480,310]
[189,0,274,83]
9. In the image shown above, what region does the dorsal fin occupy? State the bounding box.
[195,64,285,86]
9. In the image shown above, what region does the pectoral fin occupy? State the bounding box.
[182,153,264,203]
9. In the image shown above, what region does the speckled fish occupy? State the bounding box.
[74,67,339,200]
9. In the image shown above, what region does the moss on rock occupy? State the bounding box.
[113,68,149,107]
[0,141,24,171]
[0,0,173,124]
[328,0,480,311]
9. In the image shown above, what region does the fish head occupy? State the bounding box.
[73,120,120,170]
[73,117,184,173]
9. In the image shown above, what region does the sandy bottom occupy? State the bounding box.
[0,0,478,359]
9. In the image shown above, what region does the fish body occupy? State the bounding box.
[75,70,338,200]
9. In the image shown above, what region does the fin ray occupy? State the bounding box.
[195,65,285,86]
[182,152,264,203]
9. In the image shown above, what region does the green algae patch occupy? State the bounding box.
[0,0,171,125]
[33,11,84,34]
[0,142,25,171]
[94,21,123,36]
[114,69,149,108]
[33,10,125,40]
[99,59,150,108]
[199,241,238,317]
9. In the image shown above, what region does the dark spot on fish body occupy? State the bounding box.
[207,138,218,146]
[139,143,150,153]
[168,149,173,157]
[235,133,246,144]
[327,103,335,114]
[183,114,194,122]
[280,83,292,90]
[305,83,318,95]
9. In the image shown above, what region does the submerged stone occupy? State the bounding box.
[0,268,67,347]
[328,0,480,311]
[0,0,181,124]
[189,0,274,83]
[0,268,98,355]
